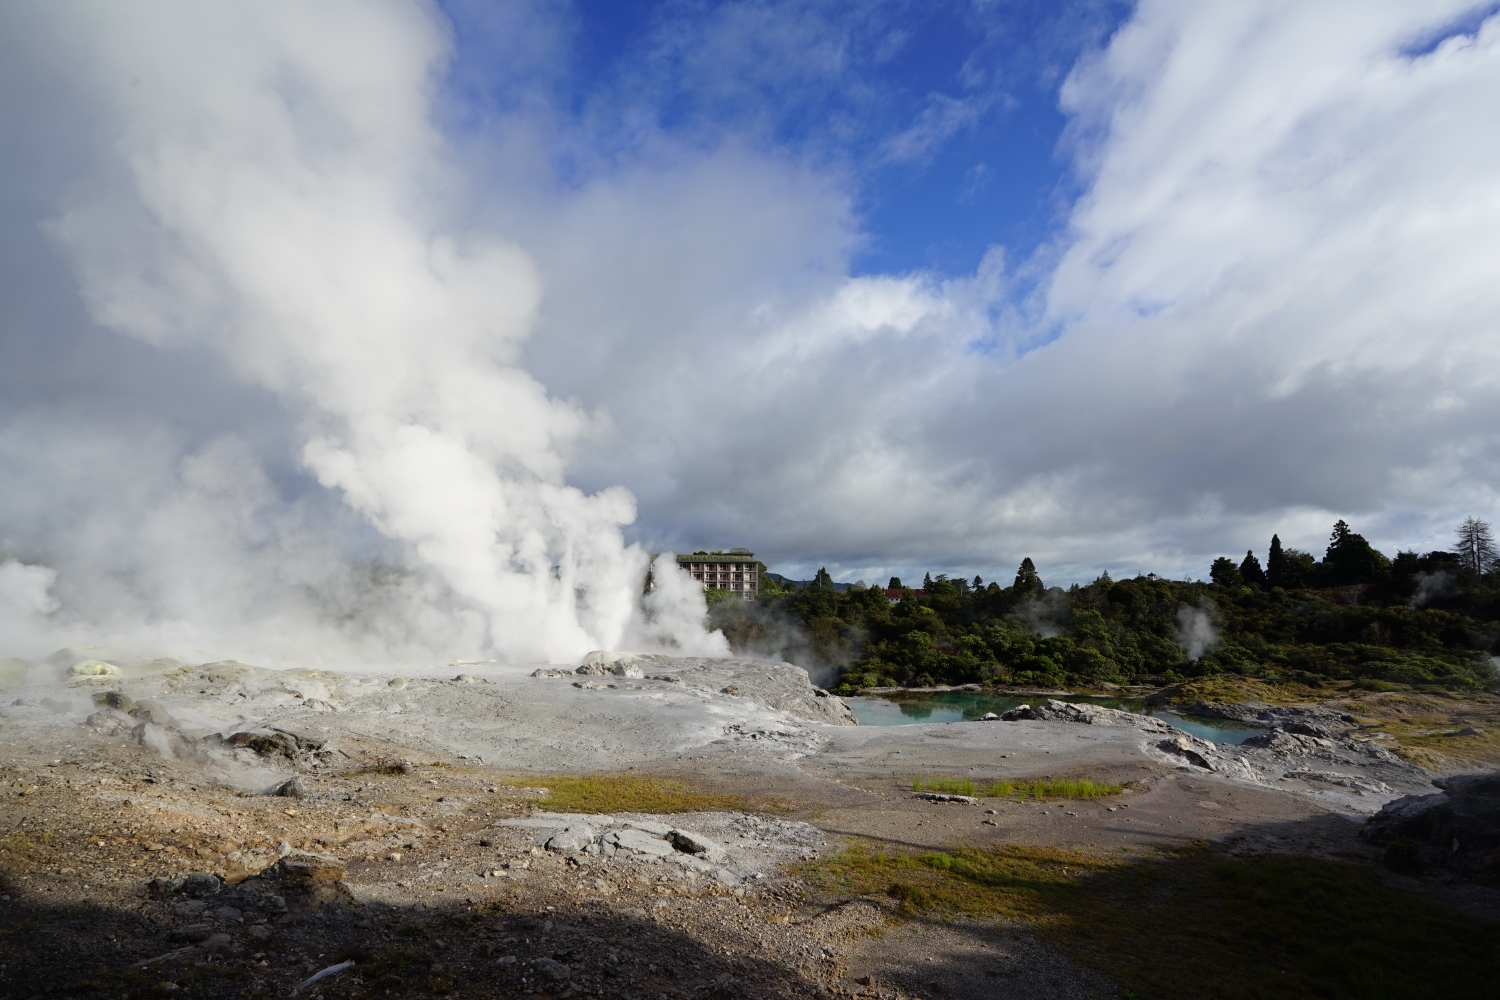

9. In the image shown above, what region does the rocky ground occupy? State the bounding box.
[2,654,1497,999]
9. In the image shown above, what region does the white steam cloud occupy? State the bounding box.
[4,2,713,665]
[1174,602,1221,662]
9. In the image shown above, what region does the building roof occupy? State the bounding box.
[676,550,760,563]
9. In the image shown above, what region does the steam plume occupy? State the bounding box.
[15,2,708,665]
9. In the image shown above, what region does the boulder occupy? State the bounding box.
[544,824,596,853]
[270,725,326,751]
[533,957,570,982]
[1157,735,1218,770]
[92,691,136,712]
[603,828,675,857]
[669,829,726,861]
[275,777,307,799]
[130,699,177,727]
[69,659,119,677]
[1362,771,1500,882]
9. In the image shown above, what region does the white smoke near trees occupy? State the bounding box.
[3,1,708,665]
[1174,601,1221,662]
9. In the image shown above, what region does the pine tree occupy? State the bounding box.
[1454,517,1496,573]
[888,576,902,590]
[1266,534,1286,587]
[1012,558,1043,599]
[1240,550,1266,586]
[973,575,983,589]
[1324,520,1389,585]
[922,572,933,590]
[813,567,833,589]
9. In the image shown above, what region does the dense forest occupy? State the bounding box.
[705,519,1500,694]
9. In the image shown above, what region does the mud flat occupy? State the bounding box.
[2,653,1496,999]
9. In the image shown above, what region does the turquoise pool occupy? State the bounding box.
[847,691,1263,744]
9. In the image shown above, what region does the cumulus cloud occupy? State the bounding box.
[2,0,1499,665]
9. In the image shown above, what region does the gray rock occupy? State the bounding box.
[530,668,576,678]
[912,792,979,804]
[150,872,221,898]
[545,825,596,853]
[92,691,136,712]
[621,820,673,836]
[274,777,306,798]
[130,699,177,728]
[1157,735,1218,770]
[270,725,326,751]
[1362,770,1500,881]
[246,924,273,942]
[712,867,743,887]
[170,923,214,942]
[670,829,726,860]
[603,828,675,857]
[533,957,570,982]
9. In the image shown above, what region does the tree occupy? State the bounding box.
[1266,534,1286,587]
[1210,557,1242,588]
[1013,558,1043,599]
[1323,519,1389,585]
[1454,517,1496,573]
[922,572,933,590]
[813,567,834,589]
[888,576,902,590]
[1239,550,1266,586]
[973,575,983,589]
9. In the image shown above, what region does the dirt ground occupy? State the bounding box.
[2,658,1497,999]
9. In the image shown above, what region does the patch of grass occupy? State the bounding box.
[811,841,1500,999]
[911,776,1122,800]
[985,778,1121,800]
[356,763,409,776]
[507,773,767,814]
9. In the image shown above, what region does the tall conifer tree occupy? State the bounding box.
[1267,534,1286,587]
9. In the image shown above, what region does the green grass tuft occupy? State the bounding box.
[911,775,1121,799]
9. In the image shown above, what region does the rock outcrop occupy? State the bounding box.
[1361,771,1500,882]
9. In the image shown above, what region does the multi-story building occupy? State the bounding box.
[676,548,763,600]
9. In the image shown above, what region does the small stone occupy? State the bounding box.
[389,677,408,688]
[497,955,517,964]
[246,924,273,941]
[534,957,570,982]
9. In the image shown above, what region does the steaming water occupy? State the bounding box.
[848,692,1263,745]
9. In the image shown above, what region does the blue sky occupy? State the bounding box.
[439,0,1131,278]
